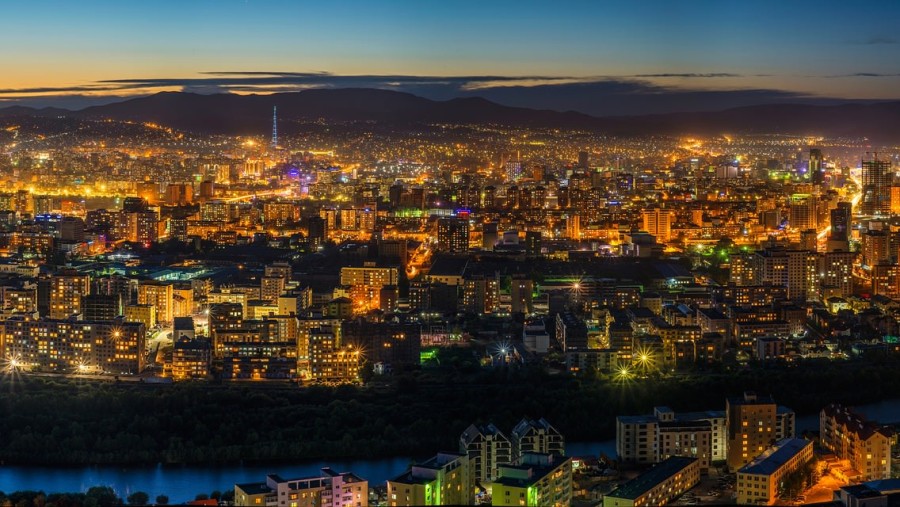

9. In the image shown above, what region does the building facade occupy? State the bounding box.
[736,438,813,506]
[820,404,892,481]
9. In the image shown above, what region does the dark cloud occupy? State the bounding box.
[631,73,744,78]
[0,85,129,94]
[0,72,884,116]
[826,72,900,77]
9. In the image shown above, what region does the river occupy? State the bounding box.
[2,398,899,502]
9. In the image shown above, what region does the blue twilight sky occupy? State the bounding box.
[2,0,900,114]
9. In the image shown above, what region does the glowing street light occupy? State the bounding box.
[614,365,634,383]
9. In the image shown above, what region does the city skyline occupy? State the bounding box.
[3,0,900,113]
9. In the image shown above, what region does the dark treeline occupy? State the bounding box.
[0,487,230,507]
[0,486,121,507]
[1,356,900,466]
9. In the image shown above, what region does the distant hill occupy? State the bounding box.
[71,89,601,134]
[0,105,71,118]
[3,89,900,141]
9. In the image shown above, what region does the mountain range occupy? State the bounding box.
[2,89,900,141]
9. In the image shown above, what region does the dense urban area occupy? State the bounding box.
[2,112,900,506]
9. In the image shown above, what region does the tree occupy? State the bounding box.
[85,487,120,507]
[127,492,149,506]
[155,496,169,505]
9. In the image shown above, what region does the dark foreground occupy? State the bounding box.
[1,355,898,466]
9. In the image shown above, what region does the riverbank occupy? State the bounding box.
[3,356,900,468]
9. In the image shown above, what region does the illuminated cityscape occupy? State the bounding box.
[3,0,900,505]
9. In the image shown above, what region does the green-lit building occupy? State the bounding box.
[491,453,572,507]
[387,452,473,506]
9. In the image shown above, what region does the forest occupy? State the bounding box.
[1,354,898,466]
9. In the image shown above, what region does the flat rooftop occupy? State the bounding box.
[606,457,697,500]
[739,438,811,476]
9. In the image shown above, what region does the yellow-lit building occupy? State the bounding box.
[492,453,572,507]
[642,209,676,242]
[1,316,144,374]
[124,303,157,329]
[172,285,194,317]
[726,392,778,471]
[339,264,398,311]
[49,272,90,319]
[820,404,892,481]
[736,438,813,506]
[387,452,472,506]
[308,327,360,383]
[138,281,173,325]
[169,337,212,380]
[603,456,700,507]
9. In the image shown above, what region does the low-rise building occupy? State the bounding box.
[603,456,700,507]
[235,468,368,507]
[491,453,572,507]
[735,438,813,506]
[387,452,472,506]
[836,479,900,507]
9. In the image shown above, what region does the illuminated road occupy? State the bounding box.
[817,176,862,242]
[222,188,294,202]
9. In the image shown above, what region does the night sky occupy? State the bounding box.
[2,0,900,114]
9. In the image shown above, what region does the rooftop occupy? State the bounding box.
[235,482,271,495]
[606,457,698,500]
[739,438,812,476]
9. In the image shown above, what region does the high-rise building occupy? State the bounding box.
[752,248,819,302]
[81,294,123,321]
[828,201,852,251]
[872,263,900,298]
[511,418,565,460]
[819,251,855,297]
[462,275,499,314]
[505,160,523,183]
[165,183,193,206]
[307,216,327,248]
[617,406,725,469]
[789,194,817,230]
[810,148,824,185]
[138,281,174,325]
[861,156,892,216]
[308,327,360,383]
[820,404,892,481]
[437,217,469,253]
[578,151,590,169]
[525,231,542,256]
[642,209,676,242]
[726,392,778,472]
[48,272,90,319]
[482,222,499,250]
[460,423,513,484]
[862,230,892,267]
